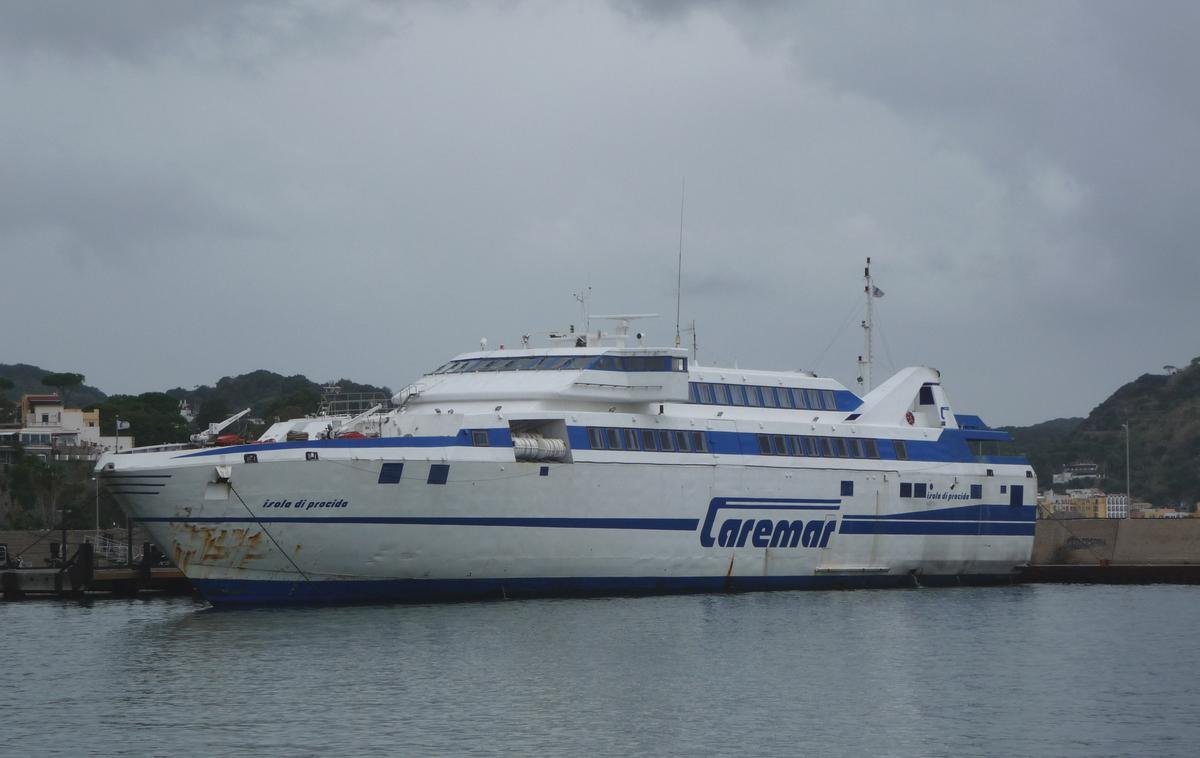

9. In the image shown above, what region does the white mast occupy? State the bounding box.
[857,257,874,393]
[675,178,685,349]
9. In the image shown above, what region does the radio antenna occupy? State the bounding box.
[675,178,685,348]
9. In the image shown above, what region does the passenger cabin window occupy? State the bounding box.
[713,383,729,404]
[471,430,490,447]
[894,440,908,460]
[900,482,913,498]
[970,483,983,499]
[913,483,928,498]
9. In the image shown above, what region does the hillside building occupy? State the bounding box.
[0,393,133,465]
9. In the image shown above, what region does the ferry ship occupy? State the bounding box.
[97,287,1035,608]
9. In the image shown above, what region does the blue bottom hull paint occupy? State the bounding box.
[193,574,1021,608]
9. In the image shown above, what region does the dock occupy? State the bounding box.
[1,540,193,600]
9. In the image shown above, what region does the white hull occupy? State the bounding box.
[103,441,1035,606]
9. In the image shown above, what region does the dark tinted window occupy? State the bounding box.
[641,430,658,451]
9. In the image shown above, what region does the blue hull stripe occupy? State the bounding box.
[193,573,1020,607]
[839,520,1035,536]
[842,504,1038,522]
[138,515,701,530]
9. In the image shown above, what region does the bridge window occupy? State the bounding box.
[919,385,936,405]
[822,390,838,410]
[697,383,714,404]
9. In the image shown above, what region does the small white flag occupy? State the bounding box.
[872,286,885,298]
[116,420,131,431]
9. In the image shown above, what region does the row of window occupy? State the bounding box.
[587,427,711,454]
[689,382,841,411]
[756,434,880,460]
[431,355,687,375]
[900,482,990,499]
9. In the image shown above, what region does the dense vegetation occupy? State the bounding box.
[1004,357,1200,508]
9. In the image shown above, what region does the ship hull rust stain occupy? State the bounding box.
[172,524,268,572]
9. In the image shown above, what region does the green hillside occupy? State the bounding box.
[1004,357,1200,507]
[0,363,107,409]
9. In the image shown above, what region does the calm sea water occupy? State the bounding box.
[4,585,1199,757]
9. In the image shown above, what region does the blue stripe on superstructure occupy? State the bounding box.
[839,520,1035,536]
[713,496,841,506]
[842,504,1037,522]
[137,515,701,530]
[175,426,1027,467]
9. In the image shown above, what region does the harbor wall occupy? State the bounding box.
[1032,518,1200,565]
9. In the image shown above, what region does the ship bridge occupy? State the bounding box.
[397,346,692,411]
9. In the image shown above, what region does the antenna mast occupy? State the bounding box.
[675,178,685,348]
[858,257,874,393]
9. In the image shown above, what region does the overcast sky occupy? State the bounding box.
[2,0,1197,426]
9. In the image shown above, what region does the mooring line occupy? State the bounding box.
[229,482,311,581]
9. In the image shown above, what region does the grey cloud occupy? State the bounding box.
[0,0,399,66]
[2,1,1198,426]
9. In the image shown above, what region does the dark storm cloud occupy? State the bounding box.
[0,0,397,65]
[634,0,1200,297]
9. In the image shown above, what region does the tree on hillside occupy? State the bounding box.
[0,377,14,423]
[41,372,85,406]
[195,397,231,430]
[93,393,191,446]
